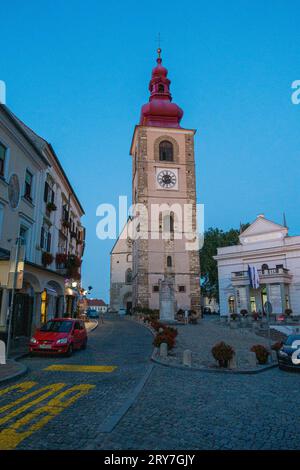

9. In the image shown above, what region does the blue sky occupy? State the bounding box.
[1,0,300,301]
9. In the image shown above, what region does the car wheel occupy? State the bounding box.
[82,339,87,350]
[66,344,73,357]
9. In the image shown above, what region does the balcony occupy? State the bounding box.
[231,267,292,286]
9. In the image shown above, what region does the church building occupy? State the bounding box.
[110,49,200,315]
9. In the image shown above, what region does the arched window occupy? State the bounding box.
[167,256,172,268]
[159,141,173,162]
[125,268,132,284]
[163,213,174,234]
[228,296,235,314]
[261,264,269,272]
[158,84,164,93]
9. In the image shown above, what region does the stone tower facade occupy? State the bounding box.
[129,49,201,315]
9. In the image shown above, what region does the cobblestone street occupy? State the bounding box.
[0,315,300,450]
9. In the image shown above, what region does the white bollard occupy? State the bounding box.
[0,340,6,365]
[229,355,237,369]
[160,342,168,358]
[183,349,192,367]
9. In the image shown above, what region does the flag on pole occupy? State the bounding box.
[248,265,260,289]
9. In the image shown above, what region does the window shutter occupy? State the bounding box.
[47,232,51,253]
[44,182,49,202]
[51,190,55,203]
[40,227,44,249]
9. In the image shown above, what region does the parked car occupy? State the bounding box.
[118,307,126,316]
[87,309,99,319]
[29,318,87,356]
[278,334,300,371]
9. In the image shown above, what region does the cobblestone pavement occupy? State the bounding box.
[0,315,153,450]
[0,315,300,450]
[171,317,272,368]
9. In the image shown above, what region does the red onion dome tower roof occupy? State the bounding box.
[139,49,183,128]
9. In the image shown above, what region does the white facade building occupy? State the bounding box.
[215,215,300,317]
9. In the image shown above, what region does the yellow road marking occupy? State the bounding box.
[44,364,117,373]
[0,383,66,425]
[0,383,94,450]
[0,382,37,397]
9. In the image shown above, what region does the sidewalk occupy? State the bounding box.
[0,359,28,384]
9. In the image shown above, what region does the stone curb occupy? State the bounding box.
[86,320,99,333]
[126,316,278,375]
[0,360,28,384]
[151,349,278,374]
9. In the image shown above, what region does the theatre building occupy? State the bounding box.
[215,214,300,317]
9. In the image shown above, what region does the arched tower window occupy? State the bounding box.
[158,84,164,93]
[125,268,132,284]
[159,141,173,162]
[167,256,172,268]
[163,213,174,234]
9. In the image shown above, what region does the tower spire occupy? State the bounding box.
[139,48,183,128]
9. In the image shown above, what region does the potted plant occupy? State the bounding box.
[211,342,235,368]
[285,308,293,322]
[250,344,269,365]
[46,201,57,212]
[55,253,68,267]
[42,251,54,267]
[230,313,239,328]
[252,311,259,321]
[62,219,70,229]
[240,309,249,326]
[67,254,82,268]
[153,332,175,350]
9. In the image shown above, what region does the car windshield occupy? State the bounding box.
[40,321,73,333]
[284,335,300,346]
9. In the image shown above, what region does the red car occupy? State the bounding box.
[29,318,87,356]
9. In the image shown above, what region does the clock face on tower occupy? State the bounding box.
[156,169,178,189]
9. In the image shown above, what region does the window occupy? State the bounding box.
[261,264,269,272]
[167,256,172,267]
[40,225,51,252]
[158,84,164,93]
[0,142,6,176]
[178,285,185,292]
[125,268,132,284]
[163,214,174,234]
[24,170,33,200]
[159,141,173,161]
[153,285,159,292]
[44,181,55,204]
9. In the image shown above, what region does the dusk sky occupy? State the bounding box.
[1,0,300,301]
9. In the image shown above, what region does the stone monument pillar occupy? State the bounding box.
[159,276,175,322]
